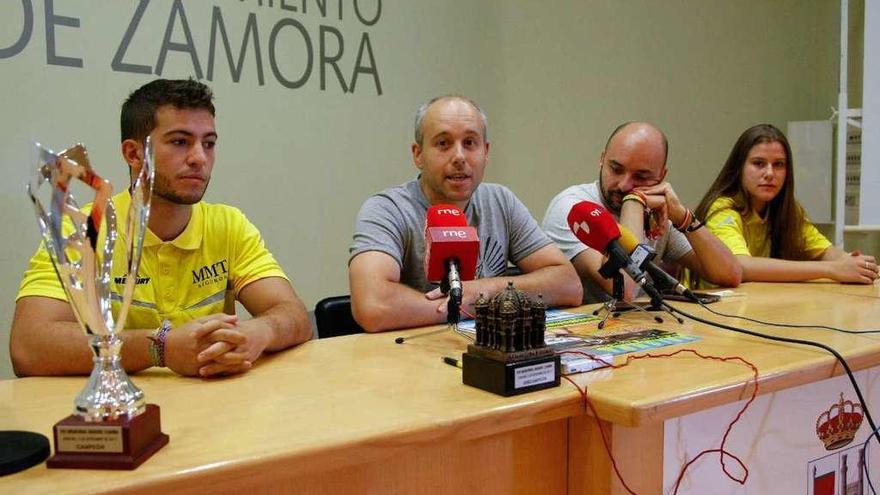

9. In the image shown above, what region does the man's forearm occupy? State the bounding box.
[352,281,449,332]
[496,265,582,307]
[12,321,154,376]
[686,229,742,287]
[240,300,312,351]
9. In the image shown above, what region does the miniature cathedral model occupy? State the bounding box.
[471,282,552,359]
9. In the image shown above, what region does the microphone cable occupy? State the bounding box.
[695,300,880,335]
[860,422,880,495]
[663,301,880,449]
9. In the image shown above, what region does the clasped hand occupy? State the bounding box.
[835,251,880,284]
[164,313,269,377]
[633,182,690,236]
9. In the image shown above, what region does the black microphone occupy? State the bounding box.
[617,224,698,302]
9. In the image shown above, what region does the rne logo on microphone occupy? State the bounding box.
[436,208,461,216]
[441,230,469,238]
[571,221,590,235]
[590,208,602,217]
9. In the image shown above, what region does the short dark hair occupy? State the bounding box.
[120,78,215,142]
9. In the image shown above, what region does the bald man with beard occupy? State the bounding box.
[542,122,741,303]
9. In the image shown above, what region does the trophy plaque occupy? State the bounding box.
[462,282,560,396]
[27,141,169,469]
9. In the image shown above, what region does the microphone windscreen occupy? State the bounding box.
[616,224,640,254]
[426,204,468,229]
[566,201,621,252]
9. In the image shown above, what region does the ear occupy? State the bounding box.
[411,142,423,170]
[598,150,606,170]
[658,166,668,182]
[483,141,490,161]
[121,139,143,178]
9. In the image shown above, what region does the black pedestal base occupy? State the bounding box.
[462,352,560,397]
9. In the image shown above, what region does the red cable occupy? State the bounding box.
[560,348,759,495]
[563,374,641,495]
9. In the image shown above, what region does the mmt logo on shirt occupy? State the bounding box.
[192,259,229,288]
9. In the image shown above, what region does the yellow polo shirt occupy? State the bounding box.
[705,197,831,259]
[17,191,288,330]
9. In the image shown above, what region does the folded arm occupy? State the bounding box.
[195,277,313,376]
[738,248,877,284]
[350,246,582,333]
[350,251,449,332]
[10,296,155,376]
[506,243,583,305]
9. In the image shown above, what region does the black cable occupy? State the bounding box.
[863,422,879,495]
[663,301,880,450]
[697,301,880,335]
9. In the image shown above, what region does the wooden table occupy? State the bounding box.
[2,282,879,494]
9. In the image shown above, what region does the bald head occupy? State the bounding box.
[598,122,669,212]
[604,122,668,167]
[414,95,488,146]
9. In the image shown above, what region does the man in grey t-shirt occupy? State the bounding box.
[542,122,741,303]
[349,95,581,332]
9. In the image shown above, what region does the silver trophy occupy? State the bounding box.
[27,140,154,421]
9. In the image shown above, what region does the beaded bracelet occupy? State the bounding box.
[147,320,172,368]
[675,209,693,233]
[622,193,647,207]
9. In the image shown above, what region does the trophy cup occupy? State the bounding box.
[27,140,169,469]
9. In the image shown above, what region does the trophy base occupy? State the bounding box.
[462,352,560,396]
[47,404,168,470]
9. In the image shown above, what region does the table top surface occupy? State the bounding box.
[2,282,878,494]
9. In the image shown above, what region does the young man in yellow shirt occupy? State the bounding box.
[12,79,312,378]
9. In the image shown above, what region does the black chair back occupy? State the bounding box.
[314,295,365,338]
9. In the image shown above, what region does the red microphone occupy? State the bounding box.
[566,200,621,253]
[424,205,479,283]
[424,205,479,325]
[566,201,661,302]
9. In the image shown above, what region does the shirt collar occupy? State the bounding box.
[135,194,202,250]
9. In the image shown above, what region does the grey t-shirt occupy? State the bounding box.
[541,182,692,302]
[350,179,552,293]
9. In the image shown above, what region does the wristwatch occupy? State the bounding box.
[685,216,705,233]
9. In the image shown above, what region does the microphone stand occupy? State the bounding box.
[393,319,474,344]
[592,265,683,329]
[395,261,473,345]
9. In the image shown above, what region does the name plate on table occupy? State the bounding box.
[56,426,123,453]
[513,361,557,389]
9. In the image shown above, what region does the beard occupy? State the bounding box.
[152,172,209,205]
[598,173,623,214]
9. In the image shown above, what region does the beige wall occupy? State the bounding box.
[0,1,842,379]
